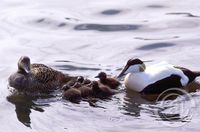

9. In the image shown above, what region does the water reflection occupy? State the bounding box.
[101,9,122,15]
[74,24,141,32]
[55,64,101,71]
[166,12,200,18]
[134,36,179,41]
[122,82,200,122]
[136,42,175,50]
[6,92,53,127]
[122,89,152,116]
[146,5,166,8]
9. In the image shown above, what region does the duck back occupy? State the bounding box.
[125,62,189,92]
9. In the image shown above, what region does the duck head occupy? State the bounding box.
[77,76,84,83]
[118,58,146,78]
[91,81,100,91]
[62,84,71,91]
[95,72,107,80]
[18,56,31,74]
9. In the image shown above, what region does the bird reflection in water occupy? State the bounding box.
[122,81,200,119]
[6,92,50,127]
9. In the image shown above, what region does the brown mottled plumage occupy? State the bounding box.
[8,56,75,93]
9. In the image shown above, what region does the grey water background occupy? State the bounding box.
[1,0,200,131]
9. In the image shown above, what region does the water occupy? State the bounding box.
[1,0,200,131]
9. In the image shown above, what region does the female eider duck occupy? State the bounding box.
[95,72,120,89]
[8,56,75,93]
[118,58,200,94]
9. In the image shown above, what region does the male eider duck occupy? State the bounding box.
[8,56,75,93]
[95,72,120,89]
[118,58,200,94]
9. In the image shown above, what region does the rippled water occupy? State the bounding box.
[1,0,200,131]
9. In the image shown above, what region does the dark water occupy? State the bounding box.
[1,0,200,131]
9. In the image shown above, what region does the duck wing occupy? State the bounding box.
[31,64,63,84]
[31,63,49,68]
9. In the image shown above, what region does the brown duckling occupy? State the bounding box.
[95,72,120,89]
[8,56,76,93]
[64,76,84,87]
[78,86,93,98]
[76,76,92,86]
[83,78,92,85]
[74,77,93,98]
[77,76,84,83]
[91,81,115,98]
[73,76,92,88]
[62,82,92,98]
[62,84,81,103]
[72,82,82,88]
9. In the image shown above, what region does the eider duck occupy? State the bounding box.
[64,76,84,88]
[62,84,81,103]
[76,76,92,86]
[78,86,93,98]
[95,72,120,89]
[83,78,92,85]
[8,56,75,93]
[72,76,93,98]
[118,58,200,94]
[91,81,115,98]
[62,77,93,98]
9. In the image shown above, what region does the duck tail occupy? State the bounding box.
[193,71,200,77]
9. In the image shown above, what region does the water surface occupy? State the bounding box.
[1,0,200,132]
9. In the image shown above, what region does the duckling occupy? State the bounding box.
[64,76,84,88]
[74,77,93,98]
[73,76,92,88]
[62,81,92,98]
[77,76,84,83]
[83,78,92,85]
[78,86,92,98]
[72,81,82,89]
[91,81,115,98]
[95,72,120,89]
[62,85,81,103]
[8,56,75,93]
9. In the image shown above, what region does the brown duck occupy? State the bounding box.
[8,56,76,93]
[95,72,120,89]
[62,84,82,103]
[91,81,115,98]
[62,77,93,98]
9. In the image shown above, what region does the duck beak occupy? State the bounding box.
[117,65,129,78]
[24,65,31,73]
[95,75,99,78]
[139,63,146,72]
[143,60,153,63]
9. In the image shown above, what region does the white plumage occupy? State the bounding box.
[124,61,189,92]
